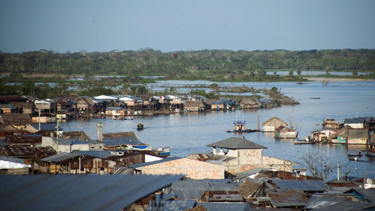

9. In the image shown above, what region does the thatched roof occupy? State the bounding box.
[205,99,220,105]
[240,98,261,105]
[184,101,205,107]
[262,117,288,126]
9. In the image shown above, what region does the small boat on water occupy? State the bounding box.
[347,152,363,157]
[293,140,315,145]
[226,120,260,133]
[137,123,144,130]
[309,97,320,99]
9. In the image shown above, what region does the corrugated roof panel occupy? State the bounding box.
[272,180,330,191]
[207,137,267,149]
[0,174,184,211]
[196,202,251,211]
[41,152,82,162]
[146,200,195,211]
[103,136,145,146]
[304,195,346,209]
[312,201,375,211]
[267,189,309,207]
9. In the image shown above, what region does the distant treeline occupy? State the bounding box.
[1,48,375,75]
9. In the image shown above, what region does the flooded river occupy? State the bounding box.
[59,80,375,180]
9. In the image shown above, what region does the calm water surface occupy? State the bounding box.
[60,80,375,180]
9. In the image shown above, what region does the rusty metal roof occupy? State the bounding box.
[196,202,251,211]
[2,146,55,158]
[267,189,309,208]
[146,200,196,211]
[0,174,184,211]
[202,190,243,202]
[272,180,330,192]
[207,137,267,149]
[5,135,42,144]
[171,180,239,201]
[304,195,348,210]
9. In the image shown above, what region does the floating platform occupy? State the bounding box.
[226,129,260,133]
[293,140,315,145]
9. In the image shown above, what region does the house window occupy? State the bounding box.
[91,147,94,149]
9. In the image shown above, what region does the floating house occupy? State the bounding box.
[322,118,340,129]
[105,107,127,116]
[275,126,296,139]
[336,127,369,145]
[344,118,366,129]
[240,98,261,109]
[262,117,288,132]
[184,101,205,112]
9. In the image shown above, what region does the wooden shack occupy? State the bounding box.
[184,101,205,112]
[240,98,261,109]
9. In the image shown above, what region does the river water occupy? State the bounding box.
[59,80,375,181]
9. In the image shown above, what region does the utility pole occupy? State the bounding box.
[56,120,59,153]
[38,109,41,131]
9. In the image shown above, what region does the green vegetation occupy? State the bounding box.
[1,49,375,79]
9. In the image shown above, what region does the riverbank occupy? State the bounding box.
[306,78,374,82]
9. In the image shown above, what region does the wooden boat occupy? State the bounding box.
[227,129,260,133]
[347,152,363,157]
[293,140,315,145]
[226,120,260,133]
[137,123,144,130]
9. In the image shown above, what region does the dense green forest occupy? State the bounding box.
[1,49,375,76]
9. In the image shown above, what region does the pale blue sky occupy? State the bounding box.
[1,0,375,53]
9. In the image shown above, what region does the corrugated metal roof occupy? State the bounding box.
[312,201,375,211]
[171,180,239,200]
[2,146,55,158]
[129,157,181,168]
[146,200,196,211]
[76,151,112,158]
[0,174,184,211]
[105,107,126,111]
[41,152,82,162]
[234,167,269,179]
[272,180,330,191]
[304,195,346,209]
[347,187,375,202]
[207,137,267,149]
[30,123,64,131]
[103,136,145,146]
[0,156,26,164]
[196,202,251,211]
[267,189,309,207]
[344,118,366,124]
[202,190,243,202]
[6,135,42,144]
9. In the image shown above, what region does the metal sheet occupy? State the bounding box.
[0,174,184,211]
[272,180,330,191]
